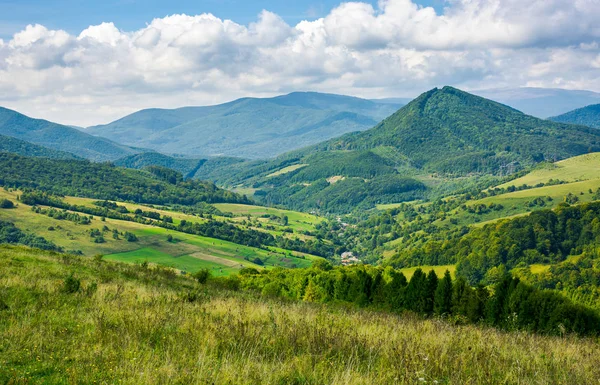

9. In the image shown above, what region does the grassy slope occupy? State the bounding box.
[438,153,600,228]
[2,246,600,384]
[498,153,600,187]
[0,189,317,274]
[213,203,323,233]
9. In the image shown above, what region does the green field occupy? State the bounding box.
[498,153,600,188]
[213,203,322,232]
[0,189,318,275]
[266,164,308,178]
[104,247,239,276]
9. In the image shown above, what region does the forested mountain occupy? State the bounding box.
[0,153,249,206]
[114,152,205,179]
[0,135,80,160]
[473,87,600,118]
[549,104,600,128]
[0,107,142,161]
[86,92,401,159]
[208,87,600,213]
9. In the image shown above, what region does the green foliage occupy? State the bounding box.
[63,273,81,294]
[0,153,249,206]
[0,220,60,251]
[550,104,600,129]
[124,232,138,242]
[0,199,14,209]
[193,269,211,284]
[209,87,600,213]
[0,134,81,160]
[238,264,600,336]
[3,246,600,383]
[389,201,600,285]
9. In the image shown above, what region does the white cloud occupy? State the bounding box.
[0,0,599,126]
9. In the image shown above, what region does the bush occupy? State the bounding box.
[0,199,14,209]
[124,232,138,242]
[63,274,81,294]
[193,269,211,284]
[252,257,264,266]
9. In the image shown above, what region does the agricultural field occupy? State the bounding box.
[266,164,308,178]
[213,203,322,233]
[0,189,319,275]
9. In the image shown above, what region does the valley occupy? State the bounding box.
[1,85,600,384]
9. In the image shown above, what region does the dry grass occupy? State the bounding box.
[1,246,599,384]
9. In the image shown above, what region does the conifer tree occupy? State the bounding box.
[425,270,439,314]
[434,270,453,315]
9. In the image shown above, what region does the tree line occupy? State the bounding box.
[237,263,600,337]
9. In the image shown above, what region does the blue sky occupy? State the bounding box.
[0,0,444,39]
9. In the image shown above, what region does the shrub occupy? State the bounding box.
[0,199,14,209]
[193,269,211,284]
[63,274,81,294]
[124,232,138,242]
[252,257,264,266]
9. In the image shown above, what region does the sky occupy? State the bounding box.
[0,0,599,126]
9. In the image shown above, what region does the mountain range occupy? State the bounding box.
[0,107,142,161]
[203,86,600,212]
[84,92,402,159]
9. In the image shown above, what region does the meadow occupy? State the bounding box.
[1,246,599,384]
[0,189,318,275]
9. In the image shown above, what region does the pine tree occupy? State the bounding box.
[405,269,428,313]
[434,270,453,316]
[370,270,387,307]
[425,270,439,314]
[384,269,407,311]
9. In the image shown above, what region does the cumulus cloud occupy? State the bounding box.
[0,0,599,126]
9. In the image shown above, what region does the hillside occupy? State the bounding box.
[2,246,600,384]
[473,87,600,118]
[0,134,80,160]
[0,152,248,206]
[0,188,323,274]
[86,92,401,159]
[211,87,600,213]
[114,152,205,179]
[549,104,600,128]
[0,107,142,161]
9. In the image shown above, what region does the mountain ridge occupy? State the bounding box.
[0,107,142,161]
[85,92,402,159]
[549,104,600,128]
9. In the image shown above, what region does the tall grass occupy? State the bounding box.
[1,245,598,384]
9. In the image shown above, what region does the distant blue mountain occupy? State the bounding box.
[86,92,402,159]
[472,87,600,118]
[0,107,141,161]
